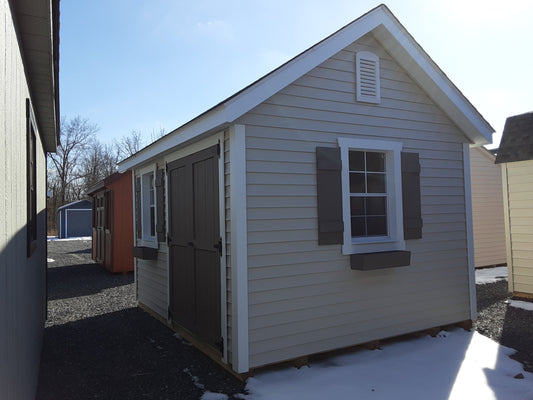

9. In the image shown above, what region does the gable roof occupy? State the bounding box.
[118,4,494,172]
[495,112,533,164]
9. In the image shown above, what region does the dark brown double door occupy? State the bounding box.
[167,145,221,352]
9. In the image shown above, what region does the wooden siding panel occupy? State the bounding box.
[238,33,473,367]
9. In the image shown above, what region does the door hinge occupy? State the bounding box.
[167,234,172,246]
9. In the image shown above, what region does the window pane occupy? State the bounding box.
[349,151,364,171]
[149,188,155,205]
[351,216,366,237]
[350,172,365,193]
[367,216,387,236]
[350,197,365,216]
[366,197,386,215]
[366,152,385,172]
[367,173,385,193]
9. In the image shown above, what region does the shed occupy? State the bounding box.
[87,171,134,273]
[469,147,506,267]
[57,200,93,239]
[495,112,533,299]
[118,5,493,375]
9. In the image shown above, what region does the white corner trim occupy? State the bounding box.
[463,143,477,320]
[229,124,249,373]
[218,137,228,364]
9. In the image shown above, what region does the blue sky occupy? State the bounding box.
[60,0,533,148]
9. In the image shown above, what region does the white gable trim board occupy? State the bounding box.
[120,5,493,375]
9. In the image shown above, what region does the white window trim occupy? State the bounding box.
[139,165,157,247]
[356,51,380,104]
[338,137,405,255]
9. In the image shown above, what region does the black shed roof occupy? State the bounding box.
[495,112,533,164]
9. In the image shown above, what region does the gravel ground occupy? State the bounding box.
[474,279,533,373]
[38,240,533,398]
[37,240,246,400]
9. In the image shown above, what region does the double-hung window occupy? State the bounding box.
[141,171,156,241]
[338,138,405,255]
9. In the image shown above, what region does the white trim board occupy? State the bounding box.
[118,4,493,173]
[229,124,249,373]
[463,144,477,320]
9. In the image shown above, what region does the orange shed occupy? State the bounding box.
[87,171,134,273]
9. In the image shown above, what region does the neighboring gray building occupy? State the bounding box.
[57,199,93,239]
[118,5,493,375]
[0,0,60,398]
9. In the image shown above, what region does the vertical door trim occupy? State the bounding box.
[463,144,476,320]
[229,124,249,373]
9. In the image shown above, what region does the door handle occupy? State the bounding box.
[188,241,194,247]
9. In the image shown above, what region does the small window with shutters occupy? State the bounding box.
[338,138,404,255]
[356,51,380,104]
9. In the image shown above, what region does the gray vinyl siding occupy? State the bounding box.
[236,33,471,368]
[0,1,48,397]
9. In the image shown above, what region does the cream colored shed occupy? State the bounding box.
[469,147,506,267]
[495,112,533,299]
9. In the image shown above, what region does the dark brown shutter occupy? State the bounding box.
[155,168,166,243]
[135,176,142,239]
[316,147,344,245]
[401,152,422,240]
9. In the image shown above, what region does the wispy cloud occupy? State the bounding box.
[194,20,234,41]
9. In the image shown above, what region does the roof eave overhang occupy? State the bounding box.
[13,0,60,153]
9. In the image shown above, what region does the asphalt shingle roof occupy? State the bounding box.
[495,112,533,164]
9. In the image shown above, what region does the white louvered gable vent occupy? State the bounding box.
[356,51,380,104]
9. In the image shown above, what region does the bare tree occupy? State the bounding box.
[115,130,144,161]
[79,141,119,193]
[48,116,98,205]
[150,126,166,143]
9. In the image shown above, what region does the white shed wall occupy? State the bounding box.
[469,147,506,267]
[502,160,533,296]
[236,33,472,368]
[0,1,48,397]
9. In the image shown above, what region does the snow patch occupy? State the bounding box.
[506,299,533,311]
[47,236,92,241]
[47,258,55,263]
[243,329,532,400]
[183,368,205,390]
[475,266,508,284]
[201,392,228,400]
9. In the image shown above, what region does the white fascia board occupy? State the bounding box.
[224,10,385,121]
[118,106,229,172]
[374,17,494,146]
